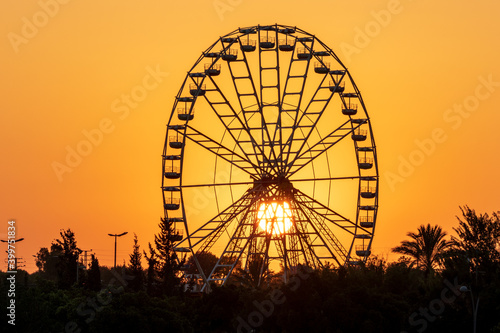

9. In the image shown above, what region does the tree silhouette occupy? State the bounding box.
[50,229,82,288]
[87,254,101,291]
[34,247,49,272]
[127,233,144,291]
[186,251,218,278]
[392,224,451,276]
[153,217,184,295]
[451,206,500,275]
[144,242,158,296]
[14,210,500,333]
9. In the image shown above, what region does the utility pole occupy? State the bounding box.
[81,249,93,269]
[3,256,25,270]
[1,237,24,271]
[108,232,128,268]
[76,254,85,285]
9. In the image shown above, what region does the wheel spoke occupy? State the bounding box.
[294,193,352,264]
[290,195,344,266]
[176,188,257,252]
[201,72,267,176]
[283,73,335,165]
[179,175,362,189]
[223,35,281,176]
[179,180,254,189]
[205,188,265,286]
[255,26,283,175]
[279,35,315,170]
[288,203,325,268]
[180,124,258,177]
[286,119,366,177]
[290,175,363,183]
[295,188,357,232]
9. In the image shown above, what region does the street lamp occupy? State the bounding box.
[108,232,128,268]
[460,285,479,333]
[0,237,24,243]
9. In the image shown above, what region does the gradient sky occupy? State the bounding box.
[2,0,500,272]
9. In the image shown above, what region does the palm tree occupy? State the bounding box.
[392,224,452,275]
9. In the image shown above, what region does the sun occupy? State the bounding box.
[257,201,294,235]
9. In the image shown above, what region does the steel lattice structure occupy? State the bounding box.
[162,24,379,291]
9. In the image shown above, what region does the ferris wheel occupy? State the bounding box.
[162,24,379,290]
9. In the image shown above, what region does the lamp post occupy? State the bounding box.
[0,238,24,243]
[108,232,128,268]
[460,285,479,333]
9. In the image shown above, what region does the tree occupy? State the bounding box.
[392,224,452,276]
[144,242,158,296]
[186,251,218,278]
[87,254,101,291]
[127,233,144,291]
[49,229,82,288]
[153,217,184,294]
[451,206,500,275]
[35,247,50,272]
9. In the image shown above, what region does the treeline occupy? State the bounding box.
[1,206,499,332]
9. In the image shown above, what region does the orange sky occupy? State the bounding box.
[2,0,500,272]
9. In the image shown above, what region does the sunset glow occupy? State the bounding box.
[3,1,500,330]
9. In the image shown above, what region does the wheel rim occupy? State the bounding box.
[162,24,379,289]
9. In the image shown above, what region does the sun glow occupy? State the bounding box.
[257,201,294,235]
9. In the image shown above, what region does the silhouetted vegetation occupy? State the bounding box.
[186,251,218,278]
[33,228,82,288]
[127,233,144,292]
[2,207,499,332]
[154,217,185,295]
[392,223,452,276]
[85,254,101,291]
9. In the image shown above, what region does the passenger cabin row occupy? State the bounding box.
[355,173,377,257]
